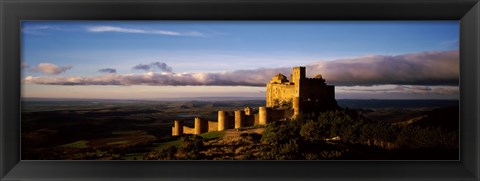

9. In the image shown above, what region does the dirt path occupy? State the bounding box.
[202,127,267,160]
[223,128,266,138]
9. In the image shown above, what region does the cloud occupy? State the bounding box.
[133,62,172,72]
[307,50,459,86]
[24,25,50,30]
[23,50,458,87]
[337,85,458,95]
[98,68,117,74]
[23,71,268,86]
[22,25,68,35]
[30,63,72,75]
[22,25,52,35]
[86,26,204,37]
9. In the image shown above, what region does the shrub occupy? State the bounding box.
[300,120,329,143]
[144,145,177,160]
[176,136,204,159]
[319,150,342,159]
[241,151,255,160]
[240,133,262,141]
[396,126,457,150]
[240,133,249,138]
[261,119,303,145]
[304,153,319,160]
[272,140,301,160]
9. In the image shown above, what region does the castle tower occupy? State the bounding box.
[218,110,228,131]
[291,66,305,96]
[291,66,306,83]
[173,120,183,136]
[293,97,301,117]
[194,117,203,135]
[244,107,253,116]
[259,107,268,125]
[234,110,245,129]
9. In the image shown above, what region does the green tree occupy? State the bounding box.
[300,120,330,143]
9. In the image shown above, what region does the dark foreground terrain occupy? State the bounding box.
[21,98,458,160]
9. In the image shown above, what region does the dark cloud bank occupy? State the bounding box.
[133,62,172,72]
[98,68,117,74]
[24,50,459,87]
[308,50,459,86]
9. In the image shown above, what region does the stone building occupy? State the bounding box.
[171,66,338,136]
[266,66,338,116]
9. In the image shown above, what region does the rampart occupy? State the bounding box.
[171,106,295,136]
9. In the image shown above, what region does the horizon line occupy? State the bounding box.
[21,97,459,101]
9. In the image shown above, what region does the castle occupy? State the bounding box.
[172,66,338,136]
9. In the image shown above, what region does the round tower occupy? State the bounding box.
[218,110,228,131]
[173,120,183,136]
[259,107,268,125]
[194,117,202,135]
[234,110,245,129]
[293,97,301,117]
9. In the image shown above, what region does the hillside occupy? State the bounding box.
[145,109,459,160]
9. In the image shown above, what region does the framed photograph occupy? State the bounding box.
[1,0,479,180]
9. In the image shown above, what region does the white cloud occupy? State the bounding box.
[23,71,266,86]
[86,26,205,37]
[30,63,72,75]
[22,25,66,35]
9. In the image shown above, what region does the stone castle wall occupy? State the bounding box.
[171,66,337,136]
[301,79,334,101]
[266,66,337,113]
[268,109,294,122]
[208,121,218,132]
[183,126,195,135]
[171,107,293,136]
[266,83,296,107]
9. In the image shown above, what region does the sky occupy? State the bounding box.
[21,21,459,100]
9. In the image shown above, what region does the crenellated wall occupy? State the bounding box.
[172,106,297,136]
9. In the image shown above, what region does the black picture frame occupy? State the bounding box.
[1,0,479,180]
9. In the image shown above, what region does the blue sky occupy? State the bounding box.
[21,21,459,99]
